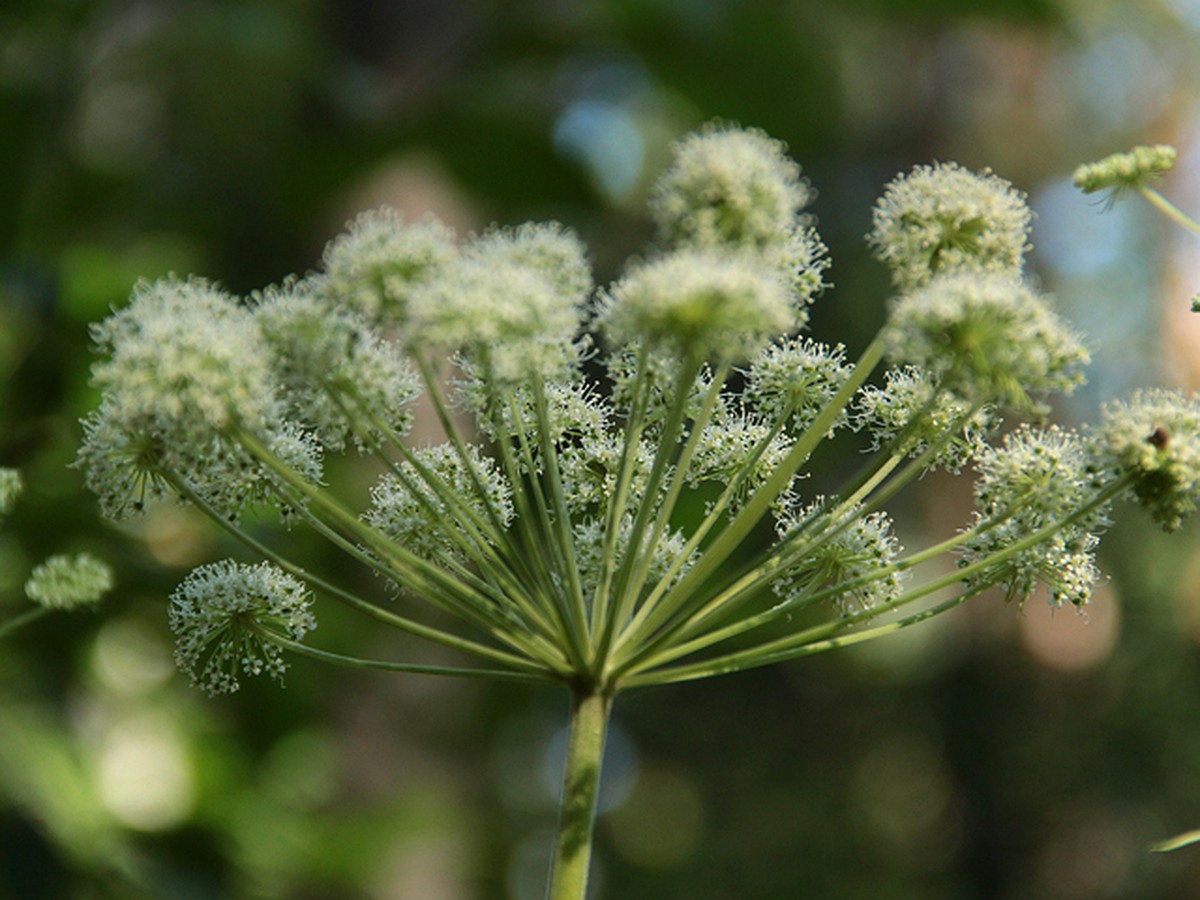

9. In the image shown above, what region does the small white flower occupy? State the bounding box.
[651,124,813,252]
[745,337,851,435]
[409,224,589,382]
[774,499,906,613]
[169,561,316,695]
[1074,145,1177,198]
[364,443,514,566]
[256,279,421,452]
[962,425,1109,608]
[854,366,995,472]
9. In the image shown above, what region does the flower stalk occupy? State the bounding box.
[547,688,613,900]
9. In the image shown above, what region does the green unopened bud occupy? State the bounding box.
[1073,145,1177,196]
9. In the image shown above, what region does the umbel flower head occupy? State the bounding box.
[883,272,1088,412]
[869,161,1031,290]
[78,121,1200,900]
[961,425,1109,608]
[169,561,315,695]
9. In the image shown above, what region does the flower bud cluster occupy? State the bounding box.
[364,443,514,566]
[854,366,995,473]
[602,124,828,360]
[870,162,1031,291]
[1073,145,1177,197]
[883,272,1088,412]
[318,208,456,326]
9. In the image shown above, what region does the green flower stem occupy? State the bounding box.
[0,605,51,639]
[348,394,562,643]
[626,478,1130,685]
[530,373,592,656]
[236,428,571,669]
[411,352,518,537]
[504,384,590,665]
[617,513,992,678]
[590,344,652,638]
[610,335,886,665]
[1138,186,1200,237]
[1150,829,1200,853]
[624,587,983,688]
[547,688,613,900]
[604,354,706,637]
[474,370,586,655]
[608,410,791,650]
[615,361,730,643]
[165,471,557,675]
[273,637,557,685]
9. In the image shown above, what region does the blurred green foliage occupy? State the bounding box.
[4,0,1200,897]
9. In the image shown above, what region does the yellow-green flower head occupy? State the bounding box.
[884,272,1088,411]
[962,425,1109,608]
[255,279,421,452]
[1073,145,1177,197]
[318,208,457,326]
[869,162,1032,290]
[409,223,589,382]
[169,560,316,695]
[651,124,813,252]
[1092,388,1200,532]
[0,467,22,516]
[25,553,113,610]
[601,250,795,360]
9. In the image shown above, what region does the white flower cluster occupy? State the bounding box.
[78,121,1200,697]
[774,499,907,613]
[854,366,994,473]
[961,426,1108,608]
[169,560,315,695]
[1073,145,1177,198]
[870,161,1031,291]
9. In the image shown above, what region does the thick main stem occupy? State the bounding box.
[547,688,613,900]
